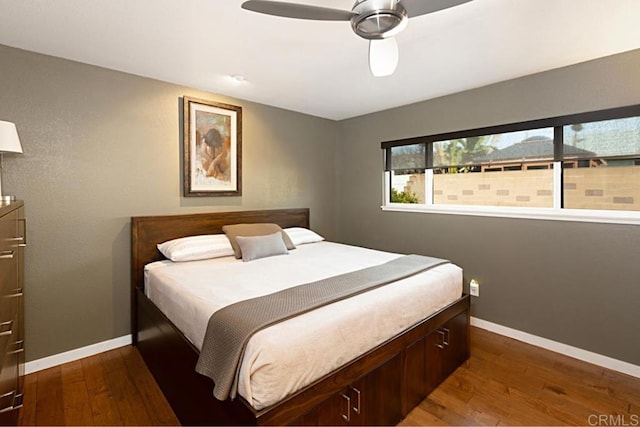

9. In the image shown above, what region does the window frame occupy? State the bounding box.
[381,104,640,225]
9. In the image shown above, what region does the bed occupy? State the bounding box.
[131,208,470,425]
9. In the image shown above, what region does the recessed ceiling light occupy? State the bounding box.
[230,74,246,82]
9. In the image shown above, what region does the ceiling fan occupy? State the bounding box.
[241,0,472,77]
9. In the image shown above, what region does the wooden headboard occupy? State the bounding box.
[131,207,309,293]
[130,207,309,344]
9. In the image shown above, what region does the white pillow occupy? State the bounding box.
[235,232,289,262]
[284,227,325,246]
[157,234,234,262]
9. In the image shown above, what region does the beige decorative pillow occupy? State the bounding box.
[222,223,296,259]
[235,232,289,262]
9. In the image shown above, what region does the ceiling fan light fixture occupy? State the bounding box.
[369,38,399,77]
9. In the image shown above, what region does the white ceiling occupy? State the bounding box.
[1,0,639,120]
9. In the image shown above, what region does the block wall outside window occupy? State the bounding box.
[400,167,640,211]
[564,166,640,211]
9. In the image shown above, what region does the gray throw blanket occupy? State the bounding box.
[195,254,449,401]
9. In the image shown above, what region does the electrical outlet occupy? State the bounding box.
[470,279,480,297]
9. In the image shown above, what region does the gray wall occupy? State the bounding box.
[0,44,339,361]
[2,41,639,367]
[336,49,640,365]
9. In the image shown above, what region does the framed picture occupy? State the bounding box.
[183,96,242,197]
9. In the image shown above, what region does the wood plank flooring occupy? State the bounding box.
[18,345,180,426]
[400,327,640,426]
[19,327,640,426]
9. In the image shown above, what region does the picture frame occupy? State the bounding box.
[183,96,242,197]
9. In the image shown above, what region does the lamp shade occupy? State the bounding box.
[0,121,23,154]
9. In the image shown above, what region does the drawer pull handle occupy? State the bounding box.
[0,250,14,259]
[442,327,450,347]
[8,340,24,354]
[12,393,23,411]
[0,391,22,413]
[19,218,27,246]
[7,288,23,298]
[6,237,26,248]
[0,320,13,336]
[341,393,351,422]
[436,329,446,349]
[351,386,361,414]
[436,327,451,349]
[0,391,13,412]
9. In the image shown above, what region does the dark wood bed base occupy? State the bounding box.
[131,208,470,426]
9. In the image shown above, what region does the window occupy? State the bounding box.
[431,129,555,208]
[562,116,640,211]
[388,144,426,204]
[381,105,640,223]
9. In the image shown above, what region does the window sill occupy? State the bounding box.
[381,204,640,226]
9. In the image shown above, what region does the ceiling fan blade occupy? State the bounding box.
[369,38,399,77]
[241,1,353,21]
[401,0,472,18]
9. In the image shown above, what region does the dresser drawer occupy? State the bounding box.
[0,275,19,333]
[0,250,18,294]
[0,207,20,301]
[0,307,18,368]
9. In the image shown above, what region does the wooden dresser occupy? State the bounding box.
[0,201,25,425]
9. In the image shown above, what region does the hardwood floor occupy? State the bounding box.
[400,327,640,426]
[19,327,640,426]
[18,345,180,426]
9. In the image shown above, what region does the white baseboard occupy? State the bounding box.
[24,335,132,375]
[471,317,640,379]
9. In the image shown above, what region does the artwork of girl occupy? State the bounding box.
[195,112,231,183]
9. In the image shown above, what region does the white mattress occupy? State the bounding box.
[144,241,462,410]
